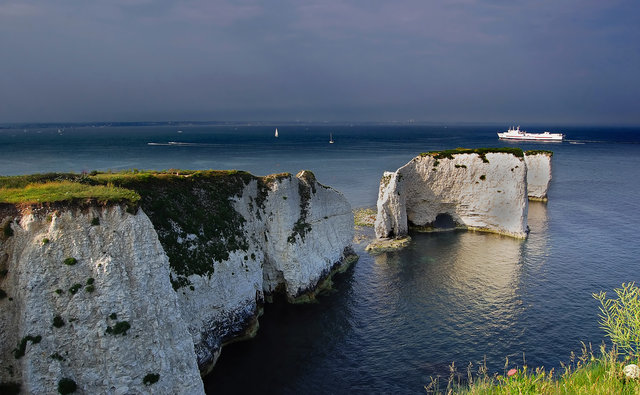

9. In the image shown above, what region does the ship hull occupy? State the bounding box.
[498,133,563,142]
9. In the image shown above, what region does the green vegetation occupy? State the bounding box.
[13,334,42,359]
[106,320,131,336]
[525,150,554,156]
[593,282,640,357]
[52,315,65,328]
[69,283,82,294]
[0,269,7,278]
[421,148,525,163]
[0,181,140,206]
[0,289,6,299]
[55,288,64,295]
[0,382,20,395]
[63,257,77,266]
[50,352,65,361]
[455,164,467,169]
[109,312,117,320]
[57,378,77,394]
[85,278,95,293]
[429,283,640,394]
[91,217,100,226]
[42,238,50,244]
[3,222,13,237]
[479,175,486,181]
[143,373,160,386]
[89,170,256,289]
[427,344,640,394]
[0,169,317,289]
[354,208,376,227]
[287,171,314,243]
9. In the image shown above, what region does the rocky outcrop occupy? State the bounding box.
[0,206,204,394]
[374,149,529,240]
[524,151,553,201]
[0,170,355,393]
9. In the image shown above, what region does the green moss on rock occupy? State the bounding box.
[420,147,524,163]
[13,335,42,359]
[525,149,554,156]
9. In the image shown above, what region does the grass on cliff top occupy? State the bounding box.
[420,148,525,160]
[0,181,140,205]
[428,344,640,395]
[525,150,554,156]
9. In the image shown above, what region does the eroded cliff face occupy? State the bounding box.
[524,152,553,201]
[173,171,355,373]
[0,206,204,394]
[375,151,529,239]
[0,170,355,392]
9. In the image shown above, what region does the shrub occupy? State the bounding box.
[0,289,7,300]
[86,278,94,285]
[479,175,486,180]
[3,222,13,237]
[52,315,65,328]
[42,238,50,244]
[85,285,95,293]
[0,269,7,277]
[106,321,131,336]
[57,378,77,394]
[55,289,64,295]
[109,313,117,320]
[69,283,82,294]
[143,373,160,386]
[593,282,640,357]
[91,217,100,226]
[13,335,42,359]
[50,352,65,361]
[63,257,77,266]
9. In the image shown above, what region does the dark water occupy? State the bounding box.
[2,124,640,393]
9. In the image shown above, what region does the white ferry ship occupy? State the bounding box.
[498,126,564,142]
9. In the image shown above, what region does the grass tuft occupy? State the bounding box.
[0,181,140,205]
[426,344,640,394]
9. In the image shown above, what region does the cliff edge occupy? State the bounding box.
[0,170,355,393]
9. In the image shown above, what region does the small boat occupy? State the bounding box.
[275,128,279,138]
[329,133,334,144]
[498,126,564,142]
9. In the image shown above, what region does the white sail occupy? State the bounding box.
[329,133,334,144]
[275,128,279,138]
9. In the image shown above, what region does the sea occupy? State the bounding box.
[1,123,639,393]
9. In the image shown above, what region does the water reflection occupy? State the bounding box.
[206,202,553,393]
[368,203,551,378]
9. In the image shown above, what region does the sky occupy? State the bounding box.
[0,0,639,125]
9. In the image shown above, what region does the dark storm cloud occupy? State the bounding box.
[0,0,638,124]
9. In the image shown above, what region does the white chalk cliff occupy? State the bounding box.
[375,150,530,239]
[0,170,355,394]
[524,151,553,201]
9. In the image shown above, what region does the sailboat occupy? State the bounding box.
[275,128,279,138]
[329,133,334,144]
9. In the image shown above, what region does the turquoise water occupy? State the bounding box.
[2,124,639,393]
